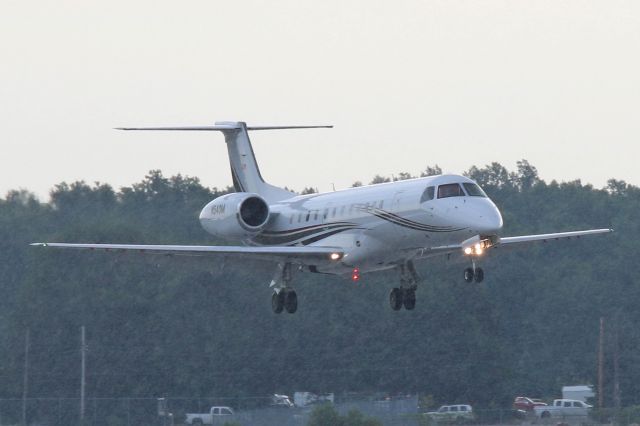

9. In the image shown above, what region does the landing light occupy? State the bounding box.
[330,252,341,261]
[464,241,489,256]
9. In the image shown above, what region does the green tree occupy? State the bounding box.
[420,165,442,177]
[369,175,391,184]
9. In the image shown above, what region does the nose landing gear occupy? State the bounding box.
[464,260,484,283]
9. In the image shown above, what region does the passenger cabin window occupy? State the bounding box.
[323,208,329,219]
[437,183,465,198]
[420,186,435,203]
[305,212,310,222]
[462,182,487,197]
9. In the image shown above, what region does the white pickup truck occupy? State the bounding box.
[184,406,234,425]
[534,399,591,420]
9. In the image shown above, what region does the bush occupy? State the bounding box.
[307,404,382,426]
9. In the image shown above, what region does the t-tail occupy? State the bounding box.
[116,121,332,202]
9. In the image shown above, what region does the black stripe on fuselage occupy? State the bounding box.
[260,222,356,237]
[253,222,358,245]
[359,206,465,233]
[372,210,462,232]
[299,227,355,246]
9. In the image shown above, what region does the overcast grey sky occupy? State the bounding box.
[1,0,638,199]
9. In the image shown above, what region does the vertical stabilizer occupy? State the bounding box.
[215,121,295,202]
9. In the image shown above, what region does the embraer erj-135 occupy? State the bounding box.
[32,122,612,314]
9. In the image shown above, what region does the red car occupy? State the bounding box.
[514,397,547,412]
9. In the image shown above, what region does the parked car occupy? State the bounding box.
[185,406,234,425]
[534,399,591,420]
[514,396,547,412]
[426,405,475,423]
[271,393,294,408]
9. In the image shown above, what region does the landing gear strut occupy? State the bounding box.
[270,263,298,314]
[389,260,420,311]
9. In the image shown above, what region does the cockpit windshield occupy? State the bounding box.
[462,183,487,197]
[437,183,465,198]
[420,186,435,203]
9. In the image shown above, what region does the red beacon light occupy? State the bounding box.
[351,268,360,282]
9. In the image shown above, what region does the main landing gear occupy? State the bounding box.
[270,263,298,314]
[389,260,420,311]
[272,288,298,314]
[464,260,484,283]
[389,287,416,311]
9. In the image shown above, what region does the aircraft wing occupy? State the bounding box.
[413,228,613,259]
[30,243,343,264]
[495,228,613,247]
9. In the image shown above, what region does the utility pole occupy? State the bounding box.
[598,317,604,409]
[613,313,621,411]
[80,326,86,424]
[22,329,30,426]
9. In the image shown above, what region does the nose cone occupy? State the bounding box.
[475,201,503,234]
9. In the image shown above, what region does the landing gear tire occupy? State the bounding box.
[283,289,298,314]
[464,267,474,283]
[272,291,284,314]
[389,288,403,311]
[474,267,484,283]
[403,289,416,310]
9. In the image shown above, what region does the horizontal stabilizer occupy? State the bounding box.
[116,125,333,131]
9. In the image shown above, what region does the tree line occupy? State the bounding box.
[0,161,637,411]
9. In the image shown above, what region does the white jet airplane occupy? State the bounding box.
[32,122,612,314]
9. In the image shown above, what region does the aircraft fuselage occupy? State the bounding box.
[200,173,503,275]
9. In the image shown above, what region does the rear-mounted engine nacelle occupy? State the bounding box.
[199,192,270,241]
